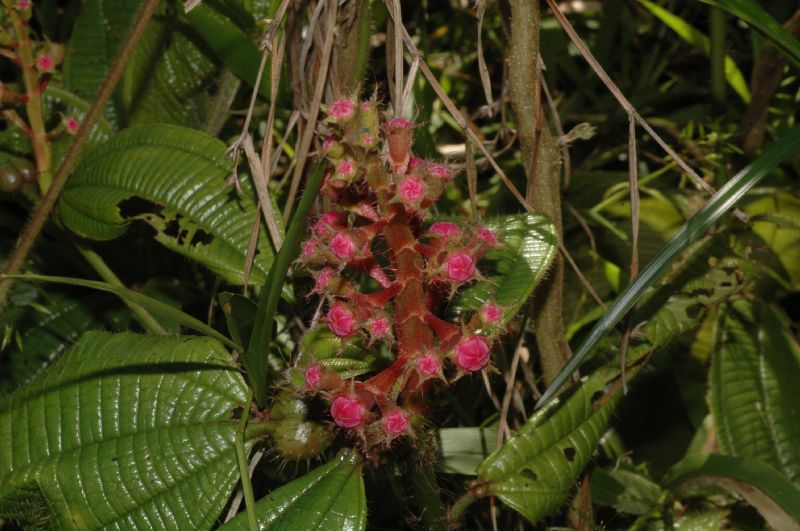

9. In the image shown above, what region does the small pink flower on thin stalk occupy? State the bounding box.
[482,302,503,324]
[329,98,354,121]
[36,55,54,72]
[330,233,354,260]
[429,163,452,179]
[398,177,424,202]
[429,222,461,237]
[301,239,318,258]
[445,252,475,282]
[369,317,390,336]
[477,227,497,246]
[331,395,363,428]
[417,354,441,377]
[455,336,491,372]
[327,303,356,337]
[65,117,80,135]
[383,410,410,437]
[304,364,322,389]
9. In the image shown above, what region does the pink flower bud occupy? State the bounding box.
[408,157,423,171]
[314,268,334,291]
[445,252,475,282]
[361,133,374,146]
[477,227,497,246]
[329,233,354,260]
[16,0,30,10]
[65,117,79,135]
[455,336,491,372]
[301,239,318,258]
[482,302,503,324]
[327,303,356,337]
[417,354,441,377]
[368,316,390,336]
[382,410,410,436]
[429,163,452,179]
[304,364,322,389]
[429,221,461,237]
[314,211,344,235]
[36,55,54,72]
[329,98,354,121]
[387,118,412,130]
[336,159,355,179]
[331,395,363,428]
[398,177,424,202]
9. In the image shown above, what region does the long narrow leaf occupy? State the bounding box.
[245,163,326,406]
[1,274,240,351]
[700,0,800,70]
[537,125,800,409]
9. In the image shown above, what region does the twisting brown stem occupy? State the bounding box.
[0,0,161,313]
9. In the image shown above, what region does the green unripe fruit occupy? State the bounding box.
[266,389,332,460]
[0,165,22,192]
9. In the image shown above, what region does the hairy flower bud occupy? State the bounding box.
[477,227,497,246]
[382,410,410,437]
[445,252,475,282]
[36,54,54,72]
[368,316,391,337]
[455,336,491,372]
[301,239,318,258]
[328,98,355,122]
[327,303,356,337]
[482,302,502,324]
[398,177,424,203]
[304,364,322,389]
[429,221,461,237]
[331,395,364,428]
[417,354,442,377]
[330,233,354,260]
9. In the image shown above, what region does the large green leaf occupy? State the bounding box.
[662,454,800,530]
[538,124,800,409]
[447,213,558,324]
[0,331,266,530]
[710,300,800,486]
[221,449,367,531]
[59,124,276,285]
[61,0,139,127]
[476,368,620,524]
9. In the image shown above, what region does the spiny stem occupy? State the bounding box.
[0,0,161,314]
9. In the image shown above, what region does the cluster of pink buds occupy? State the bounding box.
[292,97,507,455]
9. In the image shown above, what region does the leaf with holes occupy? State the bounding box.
[446,213,557,325]
[477,368,619,524]
[221,449,366,530]
[710,299,800,486]
[59,124,278,285]
[0,331,267,530]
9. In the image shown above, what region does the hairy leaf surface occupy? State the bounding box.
[0,331,261,530]
[60,125,276,285]
[221,449,366,531]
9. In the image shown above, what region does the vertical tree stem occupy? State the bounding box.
[0,0,161,313]
[507,0,570,385]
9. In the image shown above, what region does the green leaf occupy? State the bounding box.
[638,0,750,102]
[745,191,800,289]
[59,124,276,285]
[447,213,558,325]
[246,162,325,407]
[699,0,800,70]
[123,13,219,128]
[590,466,662,515]
[662,454,800,530]
[477,368,620,524]
[221,449,367,531]
[61,0,139,127]
[710,300,800,485]
[2,273,241,351]
[184,5,270,99]
[538,124,800,409]
[0,331,264,530]
[438,427,498,475]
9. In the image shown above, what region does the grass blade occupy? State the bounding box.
[536,124,800,409]
[245,163,326,407]
[0,273,240,351]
